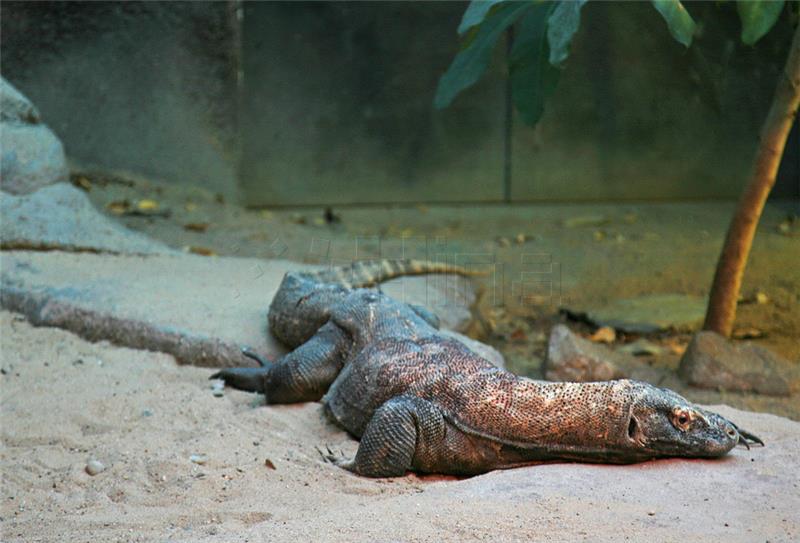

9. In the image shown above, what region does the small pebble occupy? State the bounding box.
[211,381,225,397]
[755,291,769,304]
[85,459,106,476]
[190,454,208,465]
[212,388,224,398]
[647,510,656,516]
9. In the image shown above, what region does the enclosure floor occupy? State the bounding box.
[76,174,799,419]
[2,311,798,543]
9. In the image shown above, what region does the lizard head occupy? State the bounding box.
[623,382,763,459]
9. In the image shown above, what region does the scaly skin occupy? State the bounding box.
[212,260,762,477]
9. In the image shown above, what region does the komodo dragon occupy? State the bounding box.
[211,260,762,477]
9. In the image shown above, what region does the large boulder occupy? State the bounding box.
[0,77,40,123]
[0,182,173,254]
[0,77,68,194]
[543,324,628,382]
[0,251,500,369]
[678,331,796,396]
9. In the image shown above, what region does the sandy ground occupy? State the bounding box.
[2,311,799,543]
[2,174,798,541]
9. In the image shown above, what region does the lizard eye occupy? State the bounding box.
[671,408,693,431]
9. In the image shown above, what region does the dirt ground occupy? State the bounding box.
[73,172,800,418]
[2,311,798,543]
[2,173,799,542]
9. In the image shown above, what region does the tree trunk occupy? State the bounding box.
[704,24,800,337]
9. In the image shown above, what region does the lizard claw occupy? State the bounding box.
[241,348,271,367]
[316,445,355,471]
[732,423,764,448]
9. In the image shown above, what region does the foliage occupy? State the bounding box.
[436,0,788,126]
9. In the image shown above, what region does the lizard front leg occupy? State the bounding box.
[211,321,350,403]
[335,396,446,477]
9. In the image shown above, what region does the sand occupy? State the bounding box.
[2,310,798,543]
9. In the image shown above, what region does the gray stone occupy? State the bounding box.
[1,78,40,123]
[1,77,68,194]
[0,251,494,369]
[381,272,475,333]
[567,294,708,333]
[1,124,69,194]
[678,331,796,396]
[0,183,173,254]
[543,324,628,382]
[85,459,105,476]
[440,329,505,370]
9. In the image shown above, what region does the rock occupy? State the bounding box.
[618,339,662,357]
[678,331,795,396]
[381,272,476,333]
[0,77,68,194]
[211,381,225,397]
[189,454,208,465]
[543,324,628,382]
[85,459,105,476]
[440,329,505,370]
[1,124,69,195]
[0,78,40,123]
[565,294,707,334]
[1,252,487,369]
[0,183,174,254]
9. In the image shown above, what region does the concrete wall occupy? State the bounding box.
[512,1,798,201]
[239,1,506,206]
[1,1,797,204]
[1,1,241,199]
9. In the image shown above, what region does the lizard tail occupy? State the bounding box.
[299,259,486,288]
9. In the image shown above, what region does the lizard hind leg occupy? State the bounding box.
[339,396,445,478]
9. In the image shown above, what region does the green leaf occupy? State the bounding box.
[651,0,697,47]
[436,1,533,109]
[738,0,785,46]
[547,0,588,66]
[511,2,561,125]
[458,0,509,35]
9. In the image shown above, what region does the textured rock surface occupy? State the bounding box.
[679,331,797,396]
[0,251,498,369]
[0,77,68,194]
[543,324,628,382]
[567,294,708,333]
[0,183,174,254]
[0,77,40,123]
[1,310,797,542]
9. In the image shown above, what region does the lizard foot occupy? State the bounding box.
[315,445,356,472]
[208,366,268,393]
